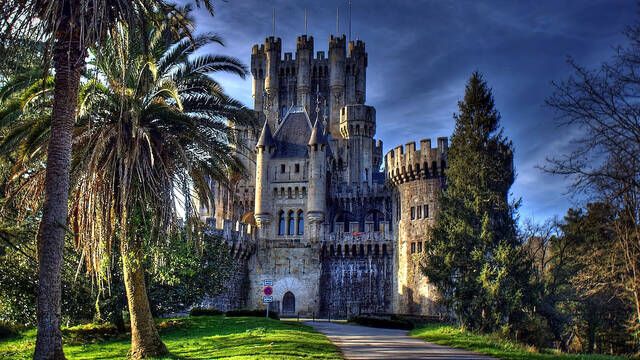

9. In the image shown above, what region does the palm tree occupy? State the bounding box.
[0,1,214,358]
[1,19,253,358]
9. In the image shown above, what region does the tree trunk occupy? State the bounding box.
[34,32,84,360]
[121,238,167,359]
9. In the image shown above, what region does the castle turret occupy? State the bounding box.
[349,40,367,104]
[251,44,266,112]
[385,138,448,315]
[340,104,376,185]
[296,35,313,112]
[264,37,281,129]
[329,35,346,138]
[307,119,328,225]
[254,121,275,228]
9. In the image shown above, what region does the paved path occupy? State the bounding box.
[306,321,494,360]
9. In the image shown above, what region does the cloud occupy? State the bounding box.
[192,0,636,222]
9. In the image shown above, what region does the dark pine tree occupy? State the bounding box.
[425,72,529,332]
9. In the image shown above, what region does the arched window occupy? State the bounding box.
[296,210,304,235]
[287,210,295,235]
[282,291,295,314]
[278,211,285,236]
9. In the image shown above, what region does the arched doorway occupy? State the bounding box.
[282,291,295,315]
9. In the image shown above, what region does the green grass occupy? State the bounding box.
[411,323,629,360]
[0,316,342,359]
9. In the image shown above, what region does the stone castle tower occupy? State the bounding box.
[201,32,448,318]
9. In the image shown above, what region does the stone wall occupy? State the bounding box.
[319,252,393,318]
[201,256,249,311]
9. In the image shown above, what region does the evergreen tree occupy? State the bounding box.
[425,72,529,332]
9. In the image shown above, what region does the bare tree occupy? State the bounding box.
[546,24,640,332]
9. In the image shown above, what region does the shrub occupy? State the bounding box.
[349,315,414,330]
[189,307,224,317]
[225,309,280,320]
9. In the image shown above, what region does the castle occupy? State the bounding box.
[201,33,448,318]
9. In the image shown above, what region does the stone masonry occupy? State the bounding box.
[199,32,448,318]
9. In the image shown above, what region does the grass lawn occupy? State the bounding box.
[0,316,342,359]
[411,323,629,360]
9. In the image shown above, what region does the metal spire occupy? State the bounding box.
[304,8,308,34]
[348,0,352,42]
[336,7,339,34]
[272,8,276,37]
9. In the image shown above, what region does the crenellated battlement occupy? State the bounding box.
[207,219,256,259]
[339,104,376,138]
[329,34,346,49]
[297,35,314,50]
[252,44,264,55]
[264,36,282,52]
[251,35,366,64]
[320,229,394,259]
[385,137,448,185]
[348,40,365,55]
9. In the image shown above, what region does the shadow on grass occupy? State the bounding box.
[2,316,341,360]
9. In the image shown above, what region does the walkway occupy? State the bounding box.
[306,321,494,360]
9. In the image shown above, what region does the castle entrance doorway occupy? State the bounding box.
[282,291,295,315]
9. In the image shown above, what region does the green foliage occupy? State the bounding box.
[0,220,97,327]
[0,316,341,359]
[349,316,415,330]
[226,309,280,320]
[411,323,627,360]
[147,233,235,315]
[424,72,531,332]
[558,205,634,353]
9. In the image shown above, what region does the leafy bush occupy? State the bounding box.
[147,233,235,316]
[226,309,279,320]
[189,307,224,317]
[349,315,414,330]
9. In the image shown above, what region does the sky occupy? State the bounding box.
[191,0,637,223]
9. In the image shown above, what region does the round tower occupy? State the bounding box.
[254,121,275,228]
[340,104,376,185]
[385,137,448,315]
[307,120,327,226]
[328,35,346,138]
[264,37,281,128]
[296,35,313,112]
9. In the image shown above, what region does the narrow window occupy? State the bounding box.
[278,211,285,236]
[295,163,300,173]
[410,242,416,254]
[410,207,416,220]
[280,164,286,173]
[417,242,423,252]
[287,210,295,235]
[424,204,429,218]
[296,210,304,235]
[417,205,422,219]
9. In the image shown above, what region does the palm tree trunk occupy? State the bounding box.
[121,237,167,359]
[34,31,85,360]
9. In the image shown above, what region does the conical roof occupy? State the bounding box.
[308,119,328,146]
[256,121,274,148]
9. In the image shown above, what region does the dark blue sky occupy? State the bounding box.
[193,0,636,222]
